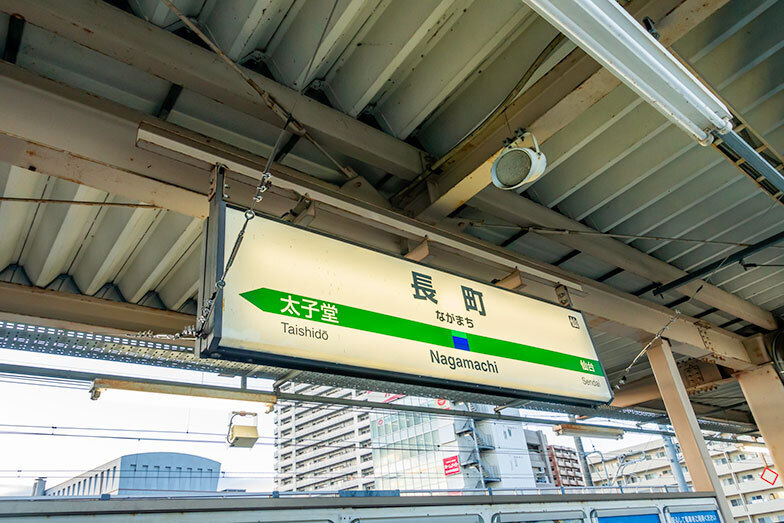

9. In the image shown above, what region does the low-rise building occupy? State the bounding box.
[44,452,221,497]
[586,440,783,523]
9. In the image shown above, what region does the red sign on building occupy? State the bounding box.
[761,467,779,485]
[443,455,461,476]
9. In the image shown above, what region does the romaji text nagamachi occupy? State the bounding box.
[429,349,498,373]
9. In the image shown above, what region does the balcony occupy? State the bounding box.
[714,459,767,477]
[745,497,784,516]
[294,408,356,433]
[737,478,781,495]
[294,451,360,477]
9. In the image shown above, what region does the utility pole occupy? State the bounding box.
[569,415,593,486]
[660,426,688,492]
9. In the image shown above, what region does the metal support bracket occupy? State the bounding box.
[555,284,573,308]
[695,320,720,363]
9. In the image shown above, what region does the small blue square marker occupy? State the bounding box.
[452,335,470,351]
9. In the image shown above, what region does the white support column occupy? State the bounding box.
[737,363,784,480]
[648,338,733,522]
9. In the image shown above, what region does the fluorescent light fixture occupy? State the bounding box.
[553,423,624,439]
[737,443,771,455]
[90,377,277,404]
[522,0,733,145]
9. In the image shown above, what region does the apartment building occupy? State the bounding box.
[274,385,554,492]
[274,383,375,492]
[548,445,585,487]
[586,439,783,523]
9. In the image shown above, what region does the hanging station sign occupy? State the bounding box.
[197,190,612,405]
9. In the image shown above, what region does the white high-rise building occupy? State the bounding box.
[274,383,375,492]
[274,385,553,492]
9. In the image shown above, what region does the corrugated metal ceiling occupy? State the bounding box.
[463,0,784,351]
[0,0,781,425]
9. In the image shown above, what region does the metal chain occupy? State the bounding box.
[191,0,340,337]
[613,253,734,390]
[130,2,338,341]
[159,0,354,179]
[195,166,270,338]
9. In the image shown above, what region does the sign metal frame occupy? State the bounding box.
[197,175,613,407]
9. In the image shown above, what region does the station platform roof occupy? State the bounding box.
[0,0,781,431]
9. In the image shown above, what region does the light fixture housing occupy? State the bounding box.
[521,0,733,145]
[491,131,547,191]
[228,411,259,448]
[553,423,624,440]
[736,443,770,455]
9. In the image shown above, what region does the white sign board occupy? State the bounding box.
[199,204,612,405]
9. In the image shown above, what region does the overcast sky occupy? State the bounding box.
[0,348,654,497]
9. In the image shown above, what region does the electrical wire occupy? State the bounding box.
[0,426,566,458]
[612,253,735,390]
[159,0,353,180]
[393,33,567,204]
[156,0,342,340]
[476,224,784,250]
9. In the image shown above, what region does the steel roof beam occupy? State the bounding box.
[0,281,193,334]
[654,229,784,297]
[1,13,23,63]
[610,359,729,408]
[472,190,778,331]
[0,0,425,180]
[0,62,755,369]
[418,0,728,222]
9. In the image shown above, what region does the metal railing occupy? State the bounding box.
[14,485,683,501]
[480,464,501,481]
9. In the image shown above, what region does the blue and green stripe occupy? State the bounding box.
[239,287,604,377]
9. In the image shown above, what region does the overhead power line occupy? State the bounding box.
[473,223,784,250]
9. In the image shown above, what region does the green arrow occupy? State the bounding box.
[240,287,604,377]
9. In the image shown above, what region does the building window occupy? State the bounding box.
[741,474,755,482]
[730,499,743,507]
[749,495,763,504]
